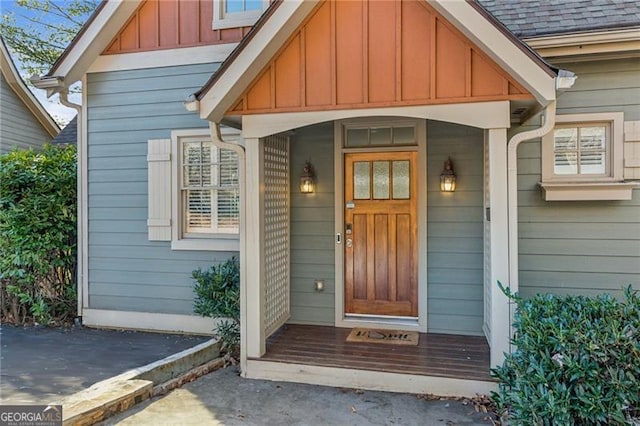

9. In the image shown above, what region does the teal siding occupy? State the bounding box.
[427,121,484,335]
[86,63,237,315]
[288,122,336,325]
[517,58,640,299]
[0,73,52,153]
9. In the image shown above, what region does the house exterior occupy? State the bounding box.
[0,37,59,153]
[35,0,639,396]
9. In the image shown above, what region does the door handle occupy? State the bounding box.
[346,238,352,248]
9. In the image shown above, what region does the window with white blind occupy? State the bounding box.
[540,112,634,201]
[212,0,268,30]
[181,140,239,235]
[160,129,240,251]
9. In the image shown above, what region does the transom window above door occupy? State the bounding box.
[344,120,419,147]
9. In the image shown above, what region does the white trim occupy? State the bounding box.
[245,360,496,397]
[170,128,241,251]
[242,102,511,139]
[333,118,428,333]
[540,181,637,201]
[50,0,143,89]
[525,28,640,59]
[486,128,511,368]
[82,309,216,335]
[429,0,556,105]
[0,38,59,137]
[244,138,266,358]
[199,0,319,122]
[87,43,239,73]
[212,0,269,30]
[81,76,89,312]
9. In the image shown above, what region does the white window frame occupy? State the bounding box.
[212,0,269,30]
[540,112,635,201]
[171,129,240,251]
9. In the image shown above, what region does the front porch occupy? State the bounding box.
[245,324,496,396]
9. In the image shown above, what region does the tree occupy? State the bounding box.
[0,0,98,76]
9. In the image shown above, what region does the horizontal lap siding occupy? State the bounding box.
[427,121,484,335]
[518,58,640,299]
[288,122,335,325]
[0,74,52,153]
[86,63,237,315]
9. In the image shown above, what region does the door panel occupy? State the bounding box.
[344,152,418,317]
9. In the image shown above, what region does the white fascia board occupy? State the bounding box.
[199,0,319,123]
[430,0,556,105]
[52,0,143,89]
[0,40,59,136]
[241,101,511,138]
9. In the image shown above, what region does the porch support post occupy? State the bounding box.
[244,137,266,358]
[486,128,511,367]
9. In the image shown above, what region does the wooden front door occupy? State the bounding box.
[344,152,418,317]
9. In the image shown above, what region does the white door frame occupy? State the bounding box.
[333,118,428,332]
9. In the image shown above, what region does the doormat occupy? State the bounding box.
[346,328,419,346]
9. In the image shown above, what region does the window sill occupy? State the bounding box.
[539,181,638,201]
[172,237,239,252]
[212,14,260,30]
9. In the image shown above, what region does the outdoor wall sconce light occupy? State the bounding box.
[440,157,457,192]
[300,161,315,193]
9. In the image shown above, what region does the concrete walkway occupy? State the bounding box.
[105,367,494,425]
[0,325,208,404]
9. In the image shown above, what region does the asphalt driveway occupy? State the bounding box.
[0,325,208,404]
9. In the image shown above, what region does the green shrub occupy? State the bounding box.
[491,284,640,425]
[193,257,240,354]
[0,145,77,325]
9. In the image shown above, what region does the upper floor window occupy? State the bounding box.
[213,0,268,30]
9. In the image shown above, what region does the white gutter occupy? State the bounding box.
[208,122,248,374]
[58,89,85,319]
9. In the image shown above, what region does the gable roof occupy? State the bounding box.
[37,0,142,95]
[52,116,78,145]
[480,0,640,38]
[196,0,558,123]
[0,37,59,137]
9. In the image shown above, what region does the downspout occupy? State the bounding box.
[507,100,556,299]
[506,71,576,337]
[59,89,85,319]
[208,121,248,374]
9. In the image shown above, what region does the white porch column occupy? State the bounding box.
[486,128,511,367]
[244,137,266,358]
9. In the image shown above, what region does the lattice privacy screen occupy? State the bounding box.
[263,134,291,337]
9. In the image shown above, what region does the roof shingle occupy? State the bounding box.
[479,0,640,38]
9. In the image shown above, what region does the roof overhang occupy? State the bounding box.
[197,0,558,123]
[37,0,143,96]
[198,0,319,122]
[0,38,59,136]
[525,28,640,62]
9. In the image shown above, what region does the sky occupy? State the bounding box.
[1,0,85,126]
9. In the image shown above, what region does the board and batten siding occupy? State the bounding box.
[86,63,237,315]
[517,58,640,298]
[0,72,52,153]
[427,121,484,335]
[288,122,336,325]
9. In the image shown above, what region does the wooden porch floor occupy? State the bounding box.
[258,324,493,382]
